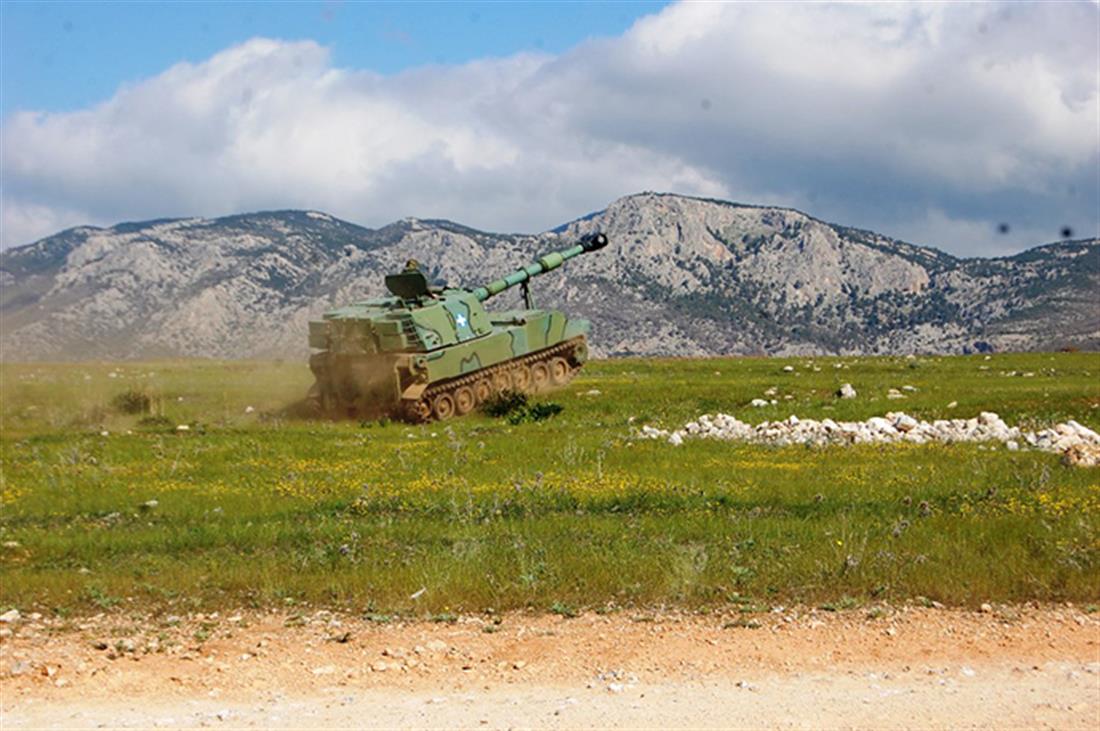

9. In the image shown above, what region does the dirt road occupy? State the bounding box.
[2,605,1097,729]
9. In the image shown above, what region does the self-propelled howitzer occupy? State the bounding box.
[306,232,608,421]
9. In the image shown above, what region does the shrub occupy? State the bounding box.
[111,388,152,415]
[480,389,564,424]
[517,402,563,424]
[481,389,528,418]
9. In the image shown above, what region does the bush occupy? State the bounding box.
[481,389,529,418]
[518,402,563,424]
[480,389,563,424]
[111,388,152,415]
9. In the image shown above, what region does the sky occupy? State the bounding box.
[1,0,1097,257]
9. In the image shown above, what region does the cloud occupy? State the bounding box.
[2,2,1097,255]
[895,208,1059,260]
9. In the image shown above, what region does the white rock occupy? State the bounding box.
[867,417,896,433]
[0,609,20,623]
[1067,421,1100,442]
[782,366,795,373]
[893,414,919,433]
[837,383,857,399]
[750,399,769,407]
[978,412,1003,428]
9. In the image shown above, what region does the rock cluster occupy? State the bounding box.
[1063,443,1100,468]
[639,411,1100,459]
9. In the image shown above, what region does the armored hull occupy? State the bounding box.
[307,233,607,421]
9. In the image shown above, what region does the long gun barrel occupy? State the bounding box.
[471,232,608,302]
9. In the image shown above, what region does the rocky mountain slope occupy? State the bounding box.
[1,193,1096,360]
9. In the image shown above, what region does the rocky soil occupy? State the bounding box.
[2,193,1097,361]
[1,607,1097,729]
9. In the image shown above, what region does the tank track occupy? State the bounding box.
[399,336,587,423]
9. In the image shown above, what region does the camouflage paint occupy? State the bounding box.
[307,233,607,418]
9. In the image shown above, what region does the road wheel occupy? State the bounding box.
[402,399,431,423]
[548,357,571,386]
[432,393,456,420]
[512,364,532,392]
[570,339,588,366]
[492,370,512,392]
[454,385,476,415]
[531,361,550,391]
[474,379,492,403]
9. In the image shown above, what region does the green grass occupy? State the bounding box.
[1,352,1098,616]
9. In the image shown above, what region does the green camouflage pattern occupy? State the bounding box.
[307,233,608,419]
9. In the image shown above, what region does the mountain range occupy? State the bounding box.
[1,193,1096,361]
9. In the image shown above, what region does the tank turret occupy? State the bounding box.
[306,232,609,421]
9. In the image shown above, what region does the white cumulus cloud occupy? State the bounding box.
[2,1,1096,255]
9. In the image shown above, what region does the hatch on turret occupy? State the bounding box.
[385,271,431,300]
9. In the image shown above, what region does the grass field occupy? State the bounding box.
[1,353,1098,617]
